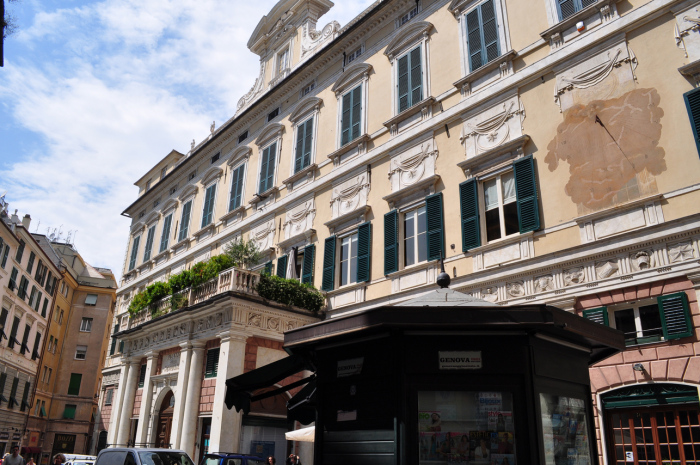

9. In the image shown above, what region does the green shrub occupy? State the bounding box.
[170,293,188,312]
[128,291,150,317]
[168,269,192,293]
[256,274,325,313]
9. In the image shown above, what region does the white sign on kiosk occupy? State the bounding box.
[438,351,482,369]
[337,357,364,377]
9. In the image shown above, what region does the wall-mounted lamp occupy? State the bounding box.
[632,363,645,372]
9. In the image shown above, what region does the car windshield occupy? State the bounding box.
[138,452,194,465]
[247,460,266,465]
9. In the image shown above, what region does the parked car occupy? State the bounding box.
[200,452,267,465]
[95,449,194,465]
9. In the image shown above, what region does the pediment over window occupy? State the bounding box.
[384,21,433,59]
[255,123,285,147]
[200,166,224,186]
[161,198,179,213]
[289,97,323,123]
[178,184,199,201]
[130,221,145,235]
[331,63,373,95]
[228,146,252,166]
[144,211,161,226]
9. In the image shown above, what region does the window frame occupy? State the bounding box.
[478,168,519,243]
[75,345,88,360]
[200,181,218,229]
[542,0,599,26]
[177,199,194,242]
[128,235,141,271]
[205,348,220,378]
[228,161,247,213]
[256,140,281,195]
[80,317,93,332]
[385,24,432,117]
[290,110,319,175]
[142,224,156,262]
[402,204,429,269]
[455,0,511,75]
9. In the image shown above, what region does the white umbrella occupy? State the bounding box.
[285,426,315,442]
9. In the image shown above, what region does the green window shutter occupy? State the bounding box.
[20,324,30,354]
[263,261,273,275]
[409,46,423,107]
[301,244,316,285]
[9,377,19,407]
[201,184,216,228]
[64,404,76,419]
[426,192,445,262]
[143,226,156,262]
[294,122,306,173]
[32,332,41,360]
[259,142,277,193]
[481,0,500,63]
[138,364,147,388]
[658,292,693,340]
[128,235,140,271]
[0,308,7,340]
[27,251,35,274]
[341,91,353,146]
[9,317,20,348]
[277,255,288,279]
[460,179,481,252]
[34,291,42,312]
[20,381,30,411]
[466,9,482,71]
[0,373,6,404]
[205,348,220,378]
[583,307,609,326]
[68,373,82,396]
[178,201,192,241]
[351,85,362,141]
[397,54,410,113]
[34,260,42,281]
[41,298,48,318]
[384,210,399,275]
[356,222,372,283]
[321,236,337,292]
[229,165,245,212]
[513,155,540,233]
[109,323,118,356]
[160,214,172,253]
[684,88,700,157]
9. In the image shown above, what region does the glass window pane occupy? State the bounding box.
[614,309,637,338]
[484,179,499,210]
[502,172,516,203]
[341,237,350,261]
[485,208,502,242]
[638,304,663,337]
[405,237,415,266]
[405,212,415,239]
[503,202,519,236]
[540,394,590,465]
[417,206,427,234]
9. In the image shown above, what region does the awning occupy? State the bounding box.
[21,447,41,454]
[285,426,315,443]
[225,354,313,414]
[287,379,316,425]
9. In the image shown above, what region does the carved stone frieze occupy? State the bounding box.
[388,138,438,194]
[251,217,276,252]
[481,286,499,303]
[563,267,586,286]
[595,260,620,279]
[668,241,695,263]
[534,275,555,293]
[300,20,340,61]
[506,281,526,298]
[330,172,370,220]
[461,95,525,159]
[630,250,654,271]
[282,198,316,245]
[161,352,180,374]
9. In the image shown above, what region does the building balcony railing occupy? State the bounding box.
[130,267,260,328]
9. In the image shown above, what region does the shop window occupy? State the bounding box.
[159,213,173,253]
[205,348,220,378]
[540,394,591,465]
[418,391,516,465]
[75,345,87,360]
[68,373,82,396]
[321,223,371,291]
[143,225,156,262]
[460,156,540,251]
[384,193,444,275]
[583,292,693,346]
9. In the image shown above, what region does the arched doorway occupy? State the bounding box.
[156,391,175,448]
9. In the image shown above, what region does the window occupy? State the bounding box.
[20,381,30,411]
[8,376,19,408]
[26,252,35,273]
[128,235,141,271]
[161,167,167,179]
[277,48,289,76]
[19,324,30,355]
[138,364,147,387]
[41,298,48,318]
[684,88,700,156]
[31,332,41,360]
[145,179,152,191]
[294,117,314,173]
[267,107,280,122]
[47,368,52,383]
[205,348,220,378]
[28,286,38,308]
[59,310,64,325]
[139,211,145,218]
[211,153,220,164]
[346,47,362,64]
[0,373,6,405]
[459,156,540,251]
[45,271,53,292]
[35,260,46,285]
[40,400,46,417]
[153,199,160,208]
[48,336,54,353]
[33,290,42,312]
[15,240,25,262]
[53,339,59,354]
[105,389,113,405]
[341,85,362,147]
[258,142,277,194]
[80,317,93,332]
[238,131,248,144]
[0,308,7,341]
[169,186,177,196]
[301,244,316,285]
[321,223,372,291]
[189,171,197,181]
[159,213,173,253]
[68,373,82,396]
[8,267,18,291]
[35,399,41,416]
[1,244,10,268]
[398,4,419,27]
[465,0,500,71]
[18,276,29,300]
[85,294,98,306]
[557,0,597,20]
[109,324,119,356]
[397,46,423,113]
[228,164,246,212]
[583,292,693,346]
[143,225,156,262]
[178,200,193,242]
[384,193,444,274]
[63,404,77,419]
[301,81,315,97]
[201,184,217,228]
[42,366,48,383]
[8,317,20,349]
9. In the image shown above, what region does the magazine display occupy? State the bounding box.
[540,394,591,465]
[418,391,517,465]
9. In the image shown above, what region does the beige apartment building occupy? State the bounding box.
[24,240,117,463]
[103,0,700,463]
[0,210,61,458]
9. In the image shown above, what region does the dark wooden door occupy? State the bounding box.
[157,391,174,448]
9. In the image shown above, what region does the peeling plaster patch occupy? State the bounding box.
[545,88,665,214]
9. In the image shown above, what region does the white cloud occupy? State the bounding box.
[0,0,376,278]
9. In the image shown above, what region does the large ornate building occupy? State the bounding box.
[104,0,700,463]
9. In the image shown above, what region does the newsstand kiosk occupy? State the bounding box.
[226,273,624,465]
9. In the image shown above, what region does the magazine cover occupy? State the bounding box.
[490,454,515,465]
[487,411,513,432]
[496,432,514,454]
[419,411,443,432]
[470,431,491,464]
[450,432,471,458]
[434,432,451,460]
[419,432,436,460]
[489,432,499,452]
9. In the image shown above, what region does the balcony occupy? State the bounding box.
[130,267,260,327]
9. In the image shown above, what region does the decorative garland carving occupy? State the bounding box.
[301,21,341,60]
[236,61,267,114]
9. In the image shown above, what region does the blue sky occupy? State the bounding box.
[0,0,374,279]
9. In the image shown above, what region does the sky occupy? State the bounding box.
[0,0,375,280]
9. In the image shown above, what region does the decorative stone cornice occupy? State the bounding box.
[384,21,434,60]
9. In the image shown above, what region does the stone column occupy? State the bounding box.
[134,351,159,445]
[115,359,140,447]
[171,342,193,449]
[208,332,247,453]
[107,364,129,446]
[179,341,206,457]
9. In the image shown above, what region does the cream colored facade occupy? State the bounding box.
[107,0,700,463]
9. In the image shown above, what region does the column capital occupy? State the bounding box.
[191,341,207,350]
[179,341,192,351]
[216,331,247,344]
[145,350,160,360]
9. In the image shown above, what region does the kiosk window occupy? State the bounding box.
[418,391,516,464]
[539,394,591,465]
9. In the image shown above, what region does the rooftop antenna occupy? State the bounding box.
[34,220,40,233]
